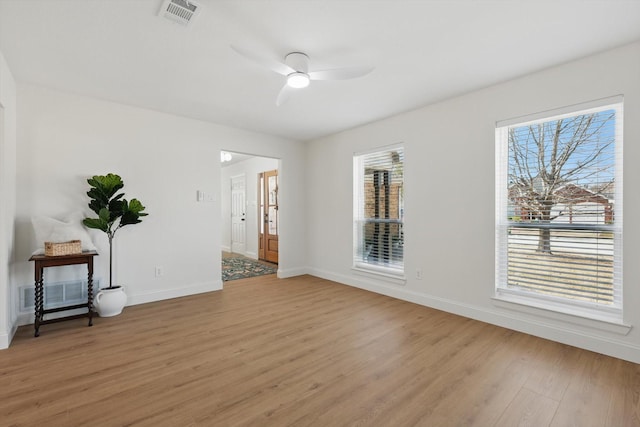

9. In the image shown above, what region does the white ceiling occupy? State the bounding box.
[1,0,639,142]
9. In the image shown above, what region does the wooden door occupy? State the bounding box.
[259,170,278,263]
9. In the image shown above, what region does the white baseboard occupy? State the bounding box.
[127,280,222,306]
[0,329,10,349]
[224,249,258,259]
[221,245,231,252]
[17,308,89,327]
[308,267,640,364]
[277,266,310,279]
[16,313,31,327]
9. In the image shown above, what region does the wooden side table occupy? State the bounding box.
[28,251,98,337]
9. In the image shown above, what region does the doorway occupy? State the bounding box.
[220,152,279,264]
[259,169,278,264]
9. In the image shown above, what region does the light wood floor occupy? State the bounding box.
[2,275,639,426]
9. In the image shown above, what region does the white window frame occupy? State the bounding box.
[495,96,623,323]
[353,144,405,280]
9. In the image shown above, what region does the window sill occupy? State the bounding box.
[352,265,406,285]
[492,291,631,336]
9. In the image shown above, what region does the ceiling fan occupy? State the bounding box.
[231,45,374,106]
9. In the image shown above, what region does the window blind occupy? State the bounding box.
[354,146,404,275]
[496,98,622,314]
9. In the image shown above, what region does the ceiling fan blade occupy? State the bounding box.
[308,66,374,81]
[276,84,295,106]
[230,45,295,76]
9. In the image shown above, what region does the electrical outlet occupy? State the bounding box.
[155,266,164,277]
[416,268,423,280]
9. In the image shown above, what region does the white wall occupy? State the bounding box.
[306,41,640,363]
[12,84,307,326]
[0,51,17,348]
[220,156,279,259]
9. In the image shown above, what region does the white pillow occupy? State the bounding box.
[31,211,98,255]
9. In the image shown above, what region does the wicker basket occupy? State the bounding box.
[44,240,82,256]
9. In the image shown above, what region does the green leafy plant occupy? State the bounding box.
[83,173,148,289]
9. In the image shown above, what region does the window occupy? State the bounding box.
[496,98,622,320]
[353,146,404,277]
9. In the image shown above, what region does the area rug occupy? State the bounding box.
[222,256,278,281]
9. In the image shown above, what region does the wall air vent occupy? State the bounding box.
[20,279,101,311]
[159,0,201,26]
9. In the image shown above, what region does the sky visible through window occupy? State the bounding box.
[507,108,616,224]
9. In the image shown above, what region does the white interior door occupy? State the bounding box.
[230,174,246,254]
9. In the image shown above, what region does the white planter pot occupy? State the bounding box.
[94,286,127,317]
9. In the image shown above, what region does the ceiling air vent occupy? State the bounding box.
[159,0,201,26]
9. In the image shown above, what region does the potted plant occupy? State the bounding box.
[83,173,148,317]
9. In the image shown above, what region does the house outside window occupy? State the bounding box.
[353,146,404,277]
[495,97,623,321]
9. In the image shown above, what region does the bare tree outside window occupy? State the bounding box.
[508,110,616,252]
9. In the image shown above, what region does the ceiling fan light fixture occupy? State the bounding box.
[287,72,310,89]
